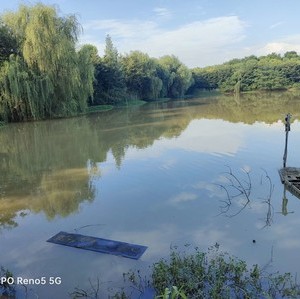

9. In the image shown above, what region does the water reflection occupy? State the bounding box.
[1,91,300,230]
[202,91,300,124]
[1,92,300,297]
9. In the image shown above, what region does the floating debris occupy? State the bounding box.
[47,231,147,260]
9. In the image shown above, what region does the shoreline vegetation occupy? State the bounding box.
[1,3,300,298]
[1,4,300,124]
[1,245,300,298]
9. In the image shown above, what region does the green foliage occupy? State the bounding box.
[151,246,300,298]
[118,52,192,102]
[92,35,127,105]
[0,5,193,120]
[87,105,114,113]
[0,3,94,121]
[3,3,299,119]
[155,286,187,299]
[191,52,300,93]
[70,245,300,298]
[0,54,52,121]
[77,44,96,108]
[0,20,19,65]
[121,50,162,100]
[0,266,15,297]
[158,55,193,98]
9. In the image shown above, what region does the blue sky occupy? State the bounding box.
[1,0,300,67]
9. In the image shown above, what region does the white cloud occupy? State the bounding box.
[224,34,300,63]
[169,192,198,204]
[136,16,246,67]
[269,21,284,30]
[190,226,242,253]
[160,119,243,155]
[81,16,247,67]
[153,7,172,19]
[260,42,300,55]
[125,118,244,161]
[83,19,159,39]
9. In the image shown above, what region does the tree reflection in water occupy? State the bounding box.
[1,91,300,229]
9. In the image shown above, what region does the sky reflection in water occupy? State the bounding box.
[1,93,300,297]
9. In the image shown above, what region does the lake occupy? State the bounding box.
[1,91,300,298]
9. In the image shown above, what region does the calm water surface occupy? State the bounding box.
[1,92,300,298]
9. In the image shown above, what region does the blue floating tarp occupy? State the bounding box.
[47,231,147,260]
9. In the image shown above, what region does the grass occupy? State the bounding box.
[87,99,147,112]
[69,245,300,298]
[0,121,7,128]
[150,245,300,298]
[0,267,15,297]
[87,105,114,113]
[116,99,147,107]
[2,245,300,298]
[191,89,221,98]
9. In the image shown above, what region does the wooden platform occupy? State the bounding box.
[279,167,300,198]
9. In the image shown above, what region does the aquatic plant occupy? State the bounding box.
[151,245,300,298]
[0,266,15,297]
[69,244,300,298]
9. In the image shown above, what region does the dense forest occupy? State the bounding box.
[1,3,300,122]
[92,35,193,105]
[191,52,300,93]
[0,3,193,122]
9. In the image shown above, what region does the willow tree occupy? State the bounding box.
[121,51,163,100]
[158,55,193,98]
[0,3,94,121]
[0,55,52,121]
[77,44,98,108]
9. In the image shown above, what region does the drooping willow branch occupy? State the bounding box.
[0,4,95,122]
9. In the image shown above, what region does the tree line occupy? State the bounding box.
[191,52,300,93]
[0,3,193,122]
[1,3,300,122]
[90,35,194,106]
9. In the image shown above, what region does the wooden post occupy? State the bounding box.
[282,186,288,216]
[283,113,291,168]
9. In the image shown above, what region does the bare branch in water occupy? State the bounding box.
[260,169,275,228]
[73,223,106,233]
[214,183,232,215]
[217,167,274,226]
[217,166,252,217]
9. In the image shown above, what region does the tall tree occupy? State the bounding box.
[121,51,163,100]
[158,55,193,98]
[77,44,97,108]
[93,35,126,104]
[104,34,118,64]
[0,3,94,121]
